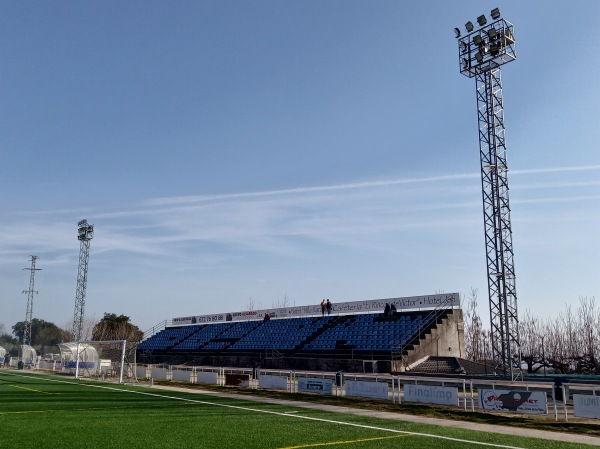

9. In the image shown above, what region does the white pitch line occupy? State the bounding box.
[2,372,527,449]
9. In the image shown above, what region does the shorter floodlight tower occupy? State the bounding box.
[455,8,520,378]
[22,256,41,345]
[72,219,94,342]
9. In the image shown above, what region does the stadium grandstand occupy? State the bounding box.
[137,293,465,374]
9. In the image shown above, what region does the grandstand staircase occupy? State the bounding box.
[392,307,461,372]
[301,315,347,350]
[142,320,172,341]
[264,348,284,360]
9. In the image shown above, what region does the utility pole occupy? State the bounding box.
[22,256,41,345]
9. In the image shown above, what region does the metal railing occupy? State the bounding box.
[130,362,599,421]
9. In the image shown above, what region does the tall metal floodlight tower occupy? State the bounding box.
[455,8,520,377]
[22,256,41,345]
[72,219,94,342]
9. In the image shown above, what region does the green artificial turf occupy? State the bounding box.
[0,371,595,449]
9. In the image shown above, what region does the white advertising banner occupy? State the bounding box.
[173,293,460,324]
[171,369,192,382]
[150,367,168,380]
[259,375,289,391]
[197,371,219,384]
[345,380,389,400]
[573,394,600,419]
[403,384,458,406]
[297,377,333,395]
[479,389,547,414]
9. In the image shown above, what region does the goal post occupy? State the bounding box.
[74,340,125,382]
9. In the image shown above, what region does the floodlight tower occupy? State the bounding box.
[72,219,94,342]
[455,8,520,377]
[22,255,41,345]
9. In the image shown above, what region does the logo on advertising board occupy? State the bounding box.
[345,381,389,400]
[404,385,458,406]
[297,378,332,395]
[479,390,546,414]
[573,394,600,419]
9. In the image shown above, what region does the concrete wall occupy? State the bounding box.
[187,354,366,373]
[392,309,465,372]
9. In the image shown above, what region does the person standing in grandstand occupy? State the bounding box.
[390,303,397,316]
[321,299,326,316]
[384,303,390,316]
[326,299,332,315]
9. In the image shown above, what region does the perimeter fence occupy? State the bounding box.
[133,364,600,422]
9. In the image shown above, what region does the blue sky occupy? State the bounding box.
[1,1,598,334]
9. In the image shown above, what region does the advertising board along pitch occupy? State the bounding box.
[172,293,460,325]
[403,384,458,406]
[573,394,600,419]
[479,389,547,414]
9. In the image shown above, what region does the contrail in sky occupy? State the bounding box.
[147,164,600,206]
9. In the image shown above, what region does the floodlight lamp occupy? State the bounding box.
[473,34,482,45]
[491,8,501,20]
[462,58,470,70]
[475,52,483,63]
[454,27,461,38]
[460,41,468,52]
[490,44,500,56]
[477,15,487,26]
[488,28,497,39]
[465,21,474,32]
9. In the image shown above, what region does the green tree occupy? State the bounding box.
[12,319,69,346]
[92,313,143,343]
[0,333,19,357]
[0,333,18,345]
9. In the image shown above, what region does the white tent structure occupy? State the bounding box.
[20,345,37,368]
[59,342,100,375]
[0,346,6,365]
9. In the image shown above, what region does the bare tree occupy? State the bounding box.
[61,317,97,342]
[272,293,291,309]
[519,309,543,373]
[575,296,599,373]
[529,297,600,374]
[463,292,599,374]
[463,288,486,361]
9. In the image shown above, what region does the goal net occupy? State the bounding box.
[59,340,138,384]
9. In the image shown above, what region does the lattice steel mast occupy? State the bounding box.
[22,255,41,345]
[455,8,520,377]
[72,219,94,342]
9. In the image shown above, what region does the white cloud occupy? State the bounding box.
[0,166,597,262]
